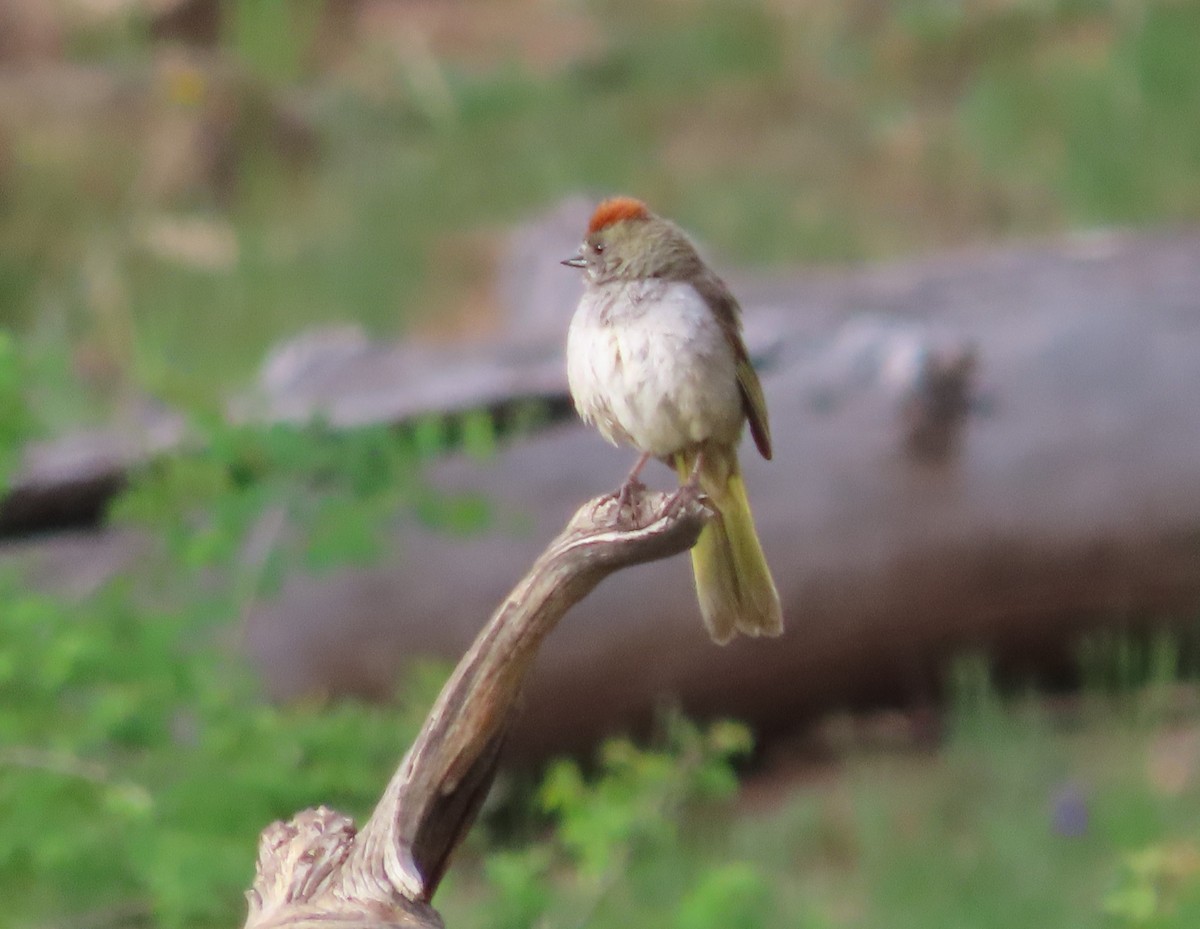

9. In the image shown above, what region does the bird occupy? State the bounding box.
[561,195,783,644]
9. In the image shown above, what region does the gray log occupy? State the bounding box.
[6,221,1200,759]
[244,228,1200,757]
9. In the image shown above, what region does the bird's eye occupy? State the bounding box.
[592,242,605,254]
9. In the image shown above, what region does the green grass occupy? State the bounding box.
[439,672,1200,929]
[5,0,1200,414]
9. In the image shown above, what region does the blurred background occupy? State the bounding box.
[2,1,1200,927]
[6,0,1200,407]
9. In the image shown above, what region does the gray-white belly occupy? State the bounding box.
[566,280,743,457]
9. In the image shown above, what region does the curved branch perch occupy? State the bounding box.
[243,488,712,929]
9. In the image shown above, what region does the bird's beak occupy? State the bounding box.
[560,253,587,269]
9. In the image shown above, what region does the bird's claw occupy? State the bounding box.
[613,478,646,511]
[660,479,704,520]
[601,477,647,527]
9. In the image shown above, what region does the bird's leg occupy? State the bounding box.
[613,451,651,510]
[662,450,705,518]
[599,452,652,527]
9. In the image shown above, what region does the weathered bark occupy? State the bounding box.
[242,488,710,929]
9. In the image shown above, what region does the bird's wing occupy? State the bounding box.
[693,272,772,460]
[736,354,772,461]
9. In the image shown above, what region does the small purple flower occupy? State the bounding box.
[1051,783,1089,838]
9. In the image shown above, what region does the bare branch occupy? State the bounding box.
[242,487,711,929]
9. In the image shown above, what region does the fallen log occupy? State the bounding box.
[243,227,1200,757]
[6,221,1200,759]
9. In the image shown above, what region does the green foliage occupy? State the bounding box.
[0,570,448,929]
[539,717,747,879]
[225,0,327,84]
[1105,844,1200,927]
[675,863,774,929]
[0,331,38,488]
[109,418,485,580]
[450,715,770,929]
[0,354,470,928]
[479,847,554,929]
[1078,630,1185,697]
[961,3,1200,226]
[439,657,1200,929]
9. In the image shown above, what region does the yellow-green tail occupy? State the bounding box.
[676,449,783,644]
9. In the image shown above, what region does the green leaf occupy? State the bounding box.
[674,863,773,929]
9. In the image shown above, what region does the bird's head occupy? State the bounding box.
[562,196,703,285]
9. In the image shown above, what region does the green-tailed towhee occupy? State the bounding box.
[562,196,783,644]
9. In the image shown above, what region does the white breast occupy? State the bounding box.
[566,279,744,458]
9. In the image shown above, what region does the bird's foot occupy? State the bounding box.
[660,477,704,521]
[614,477,646,511]
[601,477,647,527]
